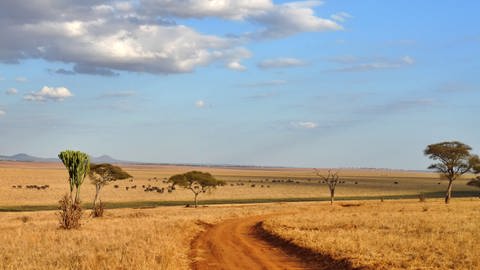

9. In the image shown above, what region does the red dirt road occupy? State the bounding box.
[191,215,315,270]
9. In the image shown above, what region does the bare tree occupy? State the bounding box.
[315,169,340,205]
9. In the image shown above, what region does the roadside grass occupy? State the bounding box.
[263,199,480,270]
[1,190,477,212]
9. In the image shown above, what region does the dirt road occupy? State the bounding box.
[191,215,321,270]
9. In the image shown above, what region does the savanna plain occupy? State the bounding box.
[0,162,479,269]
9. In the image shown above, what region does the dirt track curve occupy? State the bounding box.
[191,215,360,270]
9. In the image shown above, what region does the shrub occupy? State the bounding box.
[58,194,82,229]
[418,193,427,202]
[91,200,105,218]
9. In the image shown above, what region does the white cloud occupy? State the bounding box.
[227,61,247,71]
[195,100,206,108]
[250,1,342,39]
[331,56,415,72]
[15,77,27,82]
[331,12,352,22]
[24,86,73,102]
[292,121,318,129]
[5,88,18,95]
[258,58,306,69]
[0,1,343,75]
[401,56,415,65]
[141,0,274,20]
[0,109,5,117]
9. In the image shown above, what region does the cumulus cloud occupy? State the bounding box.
[258,58,306,69]
[5,88,18,95]
[247,1,343,39]
[330,56,415,72]
[24,86,73,102]
[291,121,318,129]
[0,109,5,117]
[0,1,343,75]
[195,100,206,108]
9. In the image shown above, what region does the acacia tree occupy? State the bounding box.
[315,169,340,205]
[169,171,225,208]
[58,150,90,203]
[467,161,480,194]
[424,141,478,204]
[89,163,132,207]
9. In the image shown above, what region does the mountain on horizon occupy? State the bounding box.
[0,153,130,164]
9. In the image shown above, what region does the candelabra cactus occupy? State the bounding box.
[58,150,90,203]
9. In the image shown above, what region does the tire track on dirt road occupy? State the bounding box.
[191,215,360,270]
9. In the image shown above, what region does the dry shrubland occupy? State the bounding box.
[262,199,480,270]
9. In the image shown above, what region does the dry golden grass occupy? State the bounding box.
[0,203,288,270]
[1,161,475,207]
[262,199,480,270]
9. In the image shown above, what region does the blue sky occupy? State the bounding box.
[0,0,479,169]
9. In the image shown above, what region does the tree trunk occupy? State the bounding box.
[330,188,335,205]
[75,186,81,204]
[194,193,198,208]
[93,184,100,206]
[445,179,454,204]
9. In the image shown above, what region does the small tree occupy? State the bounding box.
[89,163,132,213]
[58,150,90,204]
[168,171,225,208]
[315,169,340,205]
[467,160,480,195]
[424,141,478,204]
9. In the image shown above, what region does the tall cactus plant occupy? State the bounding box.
[58,150,90,203]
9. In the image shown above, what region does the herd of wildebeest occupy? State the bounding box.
[9,176,414,194]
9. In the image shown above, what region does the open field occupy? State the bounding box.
[263,199,480,270]
[0,203,288,270]
[0,199,478,269]
[0,162,477,209]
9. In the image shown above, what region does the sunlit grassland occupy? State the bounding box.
[0,203,287,270]
[0,162,477,210]
[263,199,480,270]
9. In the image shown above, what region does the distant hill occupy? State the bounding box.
[0,153,131,164]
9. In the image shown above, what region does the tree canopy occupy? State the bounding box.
[89,163,132,185]
[424,141,478,203]
[169,171,225,207]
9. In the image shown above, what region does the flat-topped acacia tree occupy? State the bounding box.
[58,150,90,204]
[89,163,132,207]
[169,171,225,208]
[424,141,479,204]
